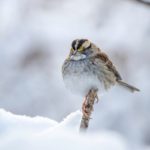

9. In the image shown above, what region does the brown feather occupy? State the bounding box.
[94,52,122,80]
[117,80,140,92]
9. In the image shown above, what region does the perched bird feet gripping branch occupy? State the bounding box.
[62,39,140,131]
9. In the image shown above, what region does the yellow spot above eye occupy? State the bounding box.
[78,46,84,51]
[71,48,74,51]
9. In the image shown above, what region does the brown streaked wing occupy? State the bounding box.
[94,52,122,80]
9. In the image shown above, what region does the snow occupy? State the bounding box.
[0,109,128,150]
[0,0,150,149]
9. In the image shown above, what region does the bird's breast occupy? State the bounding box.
[62,59,105,96]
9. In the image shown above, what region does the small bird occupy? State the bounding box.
[62,39,140,112]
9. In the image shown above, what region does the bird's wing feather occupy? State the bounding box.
[94,52,122,80]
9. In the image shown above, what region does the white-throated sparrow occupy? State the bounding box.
[62,39,140,97]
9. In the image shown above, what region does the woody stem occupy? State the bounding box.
[80,89,98,132]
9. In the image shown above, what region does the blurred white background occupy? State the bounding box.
[0,0,150,149]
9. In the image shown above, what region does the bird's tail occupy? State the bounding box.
[117,80,140,93]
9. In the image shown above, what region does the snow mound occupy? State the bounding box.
[0,109,128,150]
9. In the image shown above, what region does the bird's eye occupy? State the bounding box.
[78,46,84,52]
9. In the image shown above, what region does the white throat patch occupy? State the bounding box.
[70,54,86,60]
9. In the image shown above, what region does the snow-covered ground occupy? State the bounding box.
[0,109,129,150]
[0,0,150,149]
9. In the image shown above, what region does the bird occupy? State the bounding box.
[62,39,140,115]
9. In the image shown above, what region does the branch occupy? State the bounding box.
[133,0,150,6]
[80,89,98,132]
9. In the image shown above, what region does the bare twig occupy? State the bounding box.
[132,0,150,6]
[80,89,98,132]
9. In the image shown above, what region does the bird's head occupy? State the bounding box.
[68,39,95,61]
